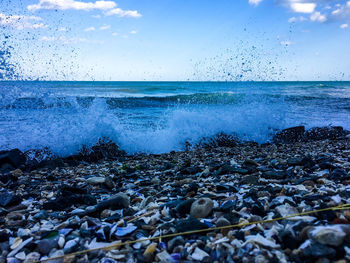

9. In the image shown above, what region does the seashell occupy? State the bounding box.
[58,235,65,248]
[10,237,23,250]
[143,243,157,255]
[115,225,137,237]
[15,251,26,261]
[191,247,209,261]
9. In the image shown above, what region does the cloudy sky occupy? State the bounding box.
[1,0,350,80]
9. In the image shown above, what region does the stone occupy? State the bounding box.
[309,225,347,246]
[43,194,96,211]
[328,168,348,181]
[87,176,105,184]
[95,193,130,211]
[0,192,21,207]
[272,126,305,144]
[0,149,26,170]
[190,198,213,218]
[38,238,58,254]
[104,176,114,189]
[275,204,299,217]
[24,252,40,263]
[176,199,195,216]
[63,238,79,253]
[168,236,185,252]
[305,126,345,141]
[299,240,336,258]
[240,174,259,185]
[176,218,209,233]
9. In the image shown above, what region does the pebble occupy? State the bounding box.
[190,198,214,218]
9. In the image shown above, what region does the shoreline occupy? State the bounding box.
[1,127,350,262]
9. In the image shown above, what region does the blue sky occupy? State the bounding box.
[1,0,350,80]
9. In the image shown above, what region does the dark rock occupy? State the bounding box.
[176,199,195,216]
[240,174,259,185]
[272,126,305,144]
[190,198,214,218]
[168,236,185,252]
[300,241,336,258]
[0,230,9,242]
[37,238,58,254]
[176,218,209,233]
[43,194,96,211]
[262,170,286,179]
[217,200,236,213]
[217,164,249,175]
[0,191,21,207]
[328,168,349,181]
[186,183,199,194]
[0,149,26,170]
[95,193,129,211]
[305,126,345,141]
[287,157,304,166]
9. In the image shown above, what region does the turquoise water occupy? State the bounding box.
[1,81,350,155]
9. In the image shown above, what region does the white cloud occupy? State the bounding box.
[92,14,101,18]
[340,23,349,28]
[112,32,118,36]
[41,35,104,44]
[28,0,116,11]
[248,0,263,6]
[105,8,141,18]
[0,13,48,30]
[288,16,307,22]
[84,26,95,32]
[99,24,111,30]
[28,0,141,18]
[290,3,316,14]
[310,11,327,22]
[130,30,137,34]
[58,27,67,31]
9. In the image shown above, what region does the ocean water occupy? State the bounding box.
[0,81,350,156]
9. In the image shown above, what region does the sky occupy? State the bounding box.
[0,0,350,81]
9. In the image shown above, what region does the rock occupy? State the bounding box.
[176,218,209,233]
[24,252,40,263]
[140,196,154,209]
[168,236,185,252]
[43,194,96,211]
[87,176,105,184]
[0,149,26,170]
[309,225,347,246]
[176,199,195,216]
[328,168,349,181]
[216,217,231,227]
[0,192,21,207]
[272,126,305,144]
[46,250,64,263]
[305,126,345,141]
[275,204,299,217]
[299,240,336,258]
[240,174,259,185]
[63,238,79,253]
[38,238,58,254]
[244,234,280,248]
[190,198,213,218]
[95,193,130,211]
[104,176,114,189]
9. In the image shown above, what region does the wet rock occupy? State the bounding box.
[38,238,58,254]
[176,218,209,233]
[305,126,345,141]
[87,176,106,184]
[95,193,130,211]
[328,168,349,181]
[168,236,185,252]
[190,198,214,218]
[0,149,26,171]
[0,191,21,207]
[240,174,259,185]
[43,194,96,211]
[300,240,336,258]
[309,225,348,246]
[272,126,305,144]
[176,199,195,216]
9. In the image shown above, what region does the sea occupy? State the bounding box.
[0,81,349,156]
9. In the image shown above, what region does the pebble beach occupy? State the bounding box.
[1,126,350,263]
